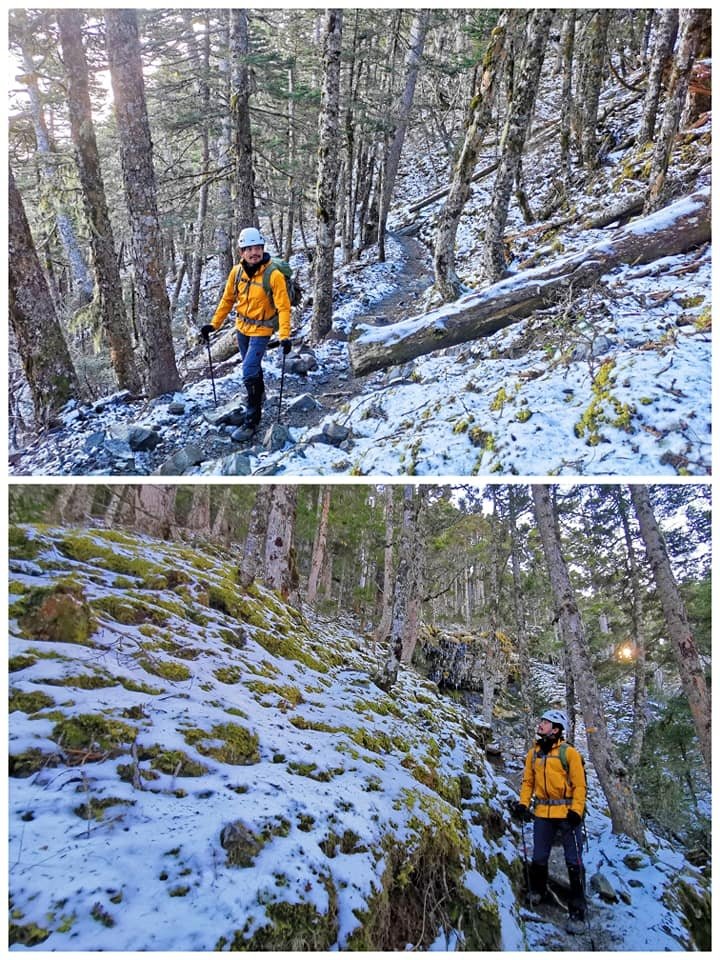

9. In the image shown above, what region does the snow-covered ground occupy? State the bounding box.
[8,525,709,951]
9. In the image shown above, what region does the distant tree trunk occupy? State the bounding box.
[433,13,511,301]
[644,9,708,212]
[239,486,272,589]
[638,8,679,145]
[578,10,610,169]
[215,12,235,274]
[558,11,576,181]
[211,488,233,544]
[508,486,533,741]
[186,13,211,329]
[53,485,95,523]
[377,9,430,262]
[373,485,396,646]
[16,16,92,300]
[57,9,141,394]
[614,487,648,772]
[9,168,82,425]
[105,9,181,399]
[630,485,711,774]
[230,9,256,232]
[483,9,553,282]
[311,9,343,343]
[264,486,299,603]
[532,484,646,845]
[391,486,423,663]
[133,486,177,539]
[185,486,211,540]
[307,487,332,603]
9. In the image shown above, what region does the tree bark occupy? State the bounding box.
[638,8,679,145]
[133,486,177,539]
[629,485,711,774]
[186,13,211,329]
[9,168,82,425]
[57,9,141,393]
[230,9,256,232]
[105,9,181,398]
[578,10,611,169]
[377,10,430,262]
[307,487,332,604]
[483,10,553,282]
[349,186,710,375]
[432,13,511,301]
[532,484,646,844]
[373,485,396,646]
[239,485,272,589]
[644,9,708,212]
[264,485,299,603]
[391,486,423,665]
[311,10,344,343]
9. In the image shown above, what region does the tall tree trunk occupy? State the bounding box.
[377,9,430,262]
[532,484,646,845]
[638,8,679,145]
[578,10,611,169]
[133,486,177,539]
[614,487,648,772]
[239,486,272,589]
[558,11,576,182]
[311,9,343,343]
[629,485,711,774]
[264,485,299,603]
[230,9,256,232]
[186,13,211,329]
[185,486,211,540]
[57,9,141,394]
[17,15,93,300]
[483,9,553,282]
[214,12,235,276]
[307,487,332,603]
[105,9,181,398]
[391,486,423,663]
[210,488,233,545]
[644,9,708,212]
[433,13,511,301]
[373,485,397,647]
[9,168,82,425]
[508,486,533,741]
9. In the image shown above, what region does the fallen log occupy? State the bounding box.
[348,187,710,376]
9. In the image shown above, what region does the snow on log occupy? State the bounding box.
[349,188,710,376]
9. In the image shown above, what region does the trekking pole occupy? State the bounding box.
[205,337,218,407]
[277,346,286,424]
[573,826,597,950]
[520,818,531,896]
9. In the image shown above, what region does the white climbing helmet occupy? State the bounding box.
[540,709,568,731]
[237,227,265,249]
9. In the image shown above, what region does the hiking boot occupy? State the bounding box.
[565,912,586,935]
[527,890,544,907]
[528,861,548,906]
[231,423,257,443]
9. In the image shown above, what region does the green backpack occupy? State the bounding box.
[234,257,303,316]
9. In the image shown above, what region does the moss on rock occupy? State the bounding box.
[14,583,95,646]
[9,688,56,714]
[52,713,137,752]
[183,722,260,765]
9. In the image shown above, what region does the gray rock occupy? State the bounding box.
[154,444,205,476]
[287,393,321,414]
[126,427,162,451]
[202,401,246,427]
[323,422,350,444]
[262,423,291,452]
[217,452,252,475]
[168,401,186,415]
[590,870,619,903]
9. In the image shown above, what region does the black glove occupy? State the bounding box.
[566,809,582,827]
[280,338,292,355]
[200,324,215,343]
[512,802,533,823]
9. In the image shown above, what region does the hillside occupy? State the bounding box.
[8,43,712,477]
[8,524,710,951]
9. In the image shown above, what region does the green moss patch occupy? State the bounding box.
[247,680,304,706]
[183,722,260,765]
[9,654,39,673]
[52,713,137,753]
[9,747,62,778]
[137,657,191,682]
[9,921,51,947]
[13,583,95,646]
[9,688,56,714]
[9,525,42,560]
[73,796,135,820]
[58,533,165,582]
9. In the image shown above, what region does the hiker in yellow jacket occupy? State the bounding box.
[512,709,588,935]
[201,227,292,439]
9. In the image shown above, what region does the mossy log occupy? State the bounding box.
[349,187,710,376]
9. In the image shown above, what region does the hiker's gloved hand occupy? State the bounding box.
[512,802,533,823]
[566,810,582,827]
[280,338,292,355]
[200,324,214,343]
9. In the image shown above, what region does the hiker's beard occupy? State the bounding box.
[535,732,557,753]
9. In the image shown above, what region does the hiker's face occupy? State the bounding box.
[241,244,264,265]
[536,718,553,736]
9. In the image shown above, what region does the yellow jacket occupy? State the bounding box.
[519,740,586,819]
[210,256,291,340]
